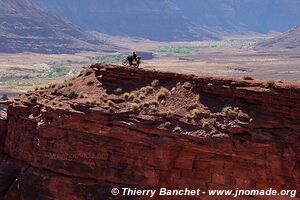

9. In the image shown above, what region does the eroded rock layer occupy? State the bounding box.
[0,65,299,199]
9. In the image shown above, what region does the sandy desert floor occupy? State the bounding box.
[0,36,299,97]
[143,47,300,81]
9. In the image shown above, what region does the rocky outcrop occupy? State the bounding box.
[0,65,299,199]
[0,118,6,153]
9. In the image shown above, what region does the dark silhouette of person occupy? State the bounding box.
[132,51,137,60]
[128,51,137,66]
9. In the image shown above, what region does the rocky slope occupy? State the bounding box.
[0,0,107,54]
[258,25,300,49]
[0,65,299,199]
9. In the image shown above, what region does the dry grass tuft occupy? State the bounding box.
[107,100,114,107]
[131,103,140,111]
[190,108,201,118]
[173,126,182,133]
[265,80,276,88]
[151,79,160,87]
[156,89,168,101]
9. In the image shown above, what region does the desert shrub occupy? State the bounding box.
[164,121,172,128]
[140,87,147,93]
[265,80,276,88]
[140,86,153,95]
[124,92,130,100]
[64,88,78,98]
[222,106,241,118]
[202,118,217,128]
[156,89,168,101]
[191,108,201,118]
[131,103,140,111]
[107,100,114,107]
[242,76,254,80]
[128,93,136,101]
[222,106,234,115]
[151,79,160,87]
[173,126,182,133]
[123,92,135,101]
[138,94,145,100]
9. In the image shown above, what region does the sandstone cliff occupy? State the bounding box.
[0,65,299,199]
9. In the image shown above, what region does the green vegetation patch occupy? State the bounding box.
[48,66,71,78]
[155,46,197,57]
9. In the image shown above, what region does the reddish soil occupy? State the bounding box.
[17,65,272,139]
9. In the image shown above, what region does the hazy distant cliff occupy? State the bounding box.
[173,0,300,33]
[38,0,300,40]
[36,0,219,41]
[0,0,105,53]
